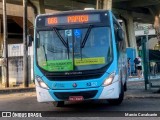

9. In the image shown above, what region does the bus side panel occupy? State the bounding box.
[111,11,128,87]
[109,11,122,94]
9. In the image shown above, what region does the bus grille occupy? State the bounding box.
[54,90,98,100]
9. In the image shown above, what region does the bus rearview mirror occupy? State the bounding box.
[117,29,125,41]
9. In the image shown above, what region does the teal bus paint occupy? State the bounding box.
[126,47,136,75]
[33,10,128,106]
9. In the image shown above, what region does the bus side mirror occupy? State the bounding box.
[117,29,125,41]
[37,38,40,48]
[27,35,33,47]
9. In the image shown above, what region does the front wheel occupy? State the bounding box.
[107,82,124,105]
[124,82,127,91]
[53,101,64,107]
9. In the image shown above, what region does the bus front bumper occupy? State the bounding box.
[36,80,120,102]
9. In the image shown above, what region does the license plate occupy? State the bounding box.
[69,96,84,101]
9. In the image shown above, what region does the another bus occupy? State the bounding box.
[33,9,127,107]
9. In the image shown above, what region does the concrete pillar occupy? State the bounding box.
[3,0,9,88]
[33,0,45,14]
[38,0,45,14]
[0,19,4,87]
[103,0,112,10]
[23,0,29,87]
[0,19,1,85]
[154,15,160,41]
[96,0,103,9]
[96,0,112,10]
[0,19,1,51]
[126,13,138,55]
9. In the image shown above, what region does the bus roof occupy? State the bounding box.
[36,9,112,19]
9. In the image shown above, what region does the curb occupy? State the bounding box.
[0,87,35,94]
[125,95,160,99]
[124,89,160,99]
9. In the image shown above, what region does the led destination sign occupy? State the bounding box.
[45,14,100,26]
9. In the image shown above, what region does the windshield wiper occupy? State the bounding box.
[53,27,69,59]
[66,37,70,59]
[81,25,93,48]
[53,27,68,48]
[42,45,48,63]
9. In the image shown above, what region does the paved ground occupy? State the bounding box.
[0,92,160,111]
[1,78,159,97]
[0,80,160,119]
[128,75,160,87]
[0,92,160,120]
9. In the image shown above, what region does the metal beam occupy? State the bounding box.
[44,0,95,11]
[132,12,154,23]
[113,0,130,2]
[147,8,156,16]
[130,0,160,7]
[113,8,154,23]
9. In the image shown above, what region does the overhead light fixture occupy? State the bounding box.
[84,8,95,10]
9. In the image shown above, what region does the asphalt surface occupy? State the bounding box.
[0,80,160,119]
[0,92,160,111]
[0,92,160,120]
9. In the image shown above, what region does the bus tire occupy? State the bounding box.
[124,82,127,91]
[107,82,124,105]
[124,66,128,92]
[53,101,64,107]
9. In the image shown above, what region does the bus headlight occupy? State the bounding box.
[102,73,115,86]
[36,76,49,90]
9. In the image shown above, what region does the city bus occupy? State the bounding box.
[33,9,128,107]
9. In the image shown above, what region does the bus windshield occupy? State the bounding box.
[36,26,113,72]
